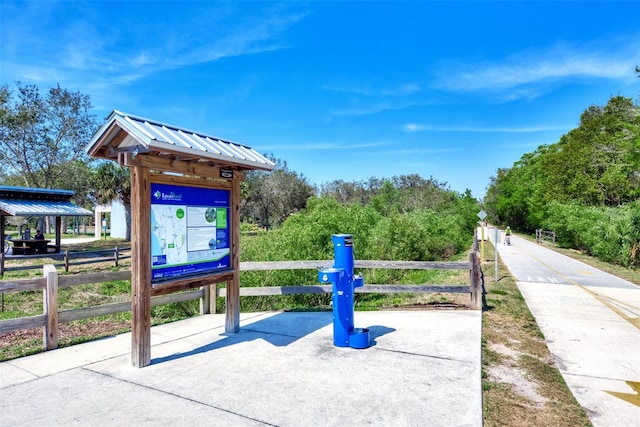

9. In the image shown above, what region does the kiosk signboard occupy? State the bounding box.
[150,182,231,283]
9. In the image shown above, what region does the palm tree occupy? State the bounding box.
[92,162,131,240]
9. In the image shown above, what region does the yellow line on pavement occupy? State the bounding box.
[605,381,640,407]
[577,285,640,330]
[506,244,640,330]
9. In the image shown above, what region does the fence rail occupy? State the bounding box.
[0,252,483,352]
[535,229,556,245]
[0,246,131,275]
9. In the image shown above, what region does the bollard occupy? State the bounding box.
[318,234,370,349]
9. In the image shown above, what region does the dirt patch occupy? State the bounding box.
[487,343,547,407]
[382,301,471,310]
[382,292,473,310]
[0,320,130,360]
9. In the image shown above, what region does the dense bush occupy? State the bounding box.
[365,210,468,261]
[241,195,476,265]
[237,188,479,310]
[241,197,382,261]
[543,201,640,267]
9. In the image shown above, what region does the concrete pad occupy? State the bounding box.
[4,331,132,380]
[0,310,482,426]
[0,362,38,388]
[1,368,266,426]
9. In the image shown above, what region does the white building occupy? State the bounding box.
[94,200,126,239]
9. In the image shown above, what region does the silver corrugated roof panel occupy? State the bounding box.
[0,200,92,216]
[0,185,74,197]
[87,110,275,171]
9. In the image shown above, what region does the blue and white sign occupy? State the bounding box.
[150,183,231,283]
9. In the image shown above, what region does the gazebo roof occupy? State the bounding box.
[86,110,275,172]
[0,186,92,217]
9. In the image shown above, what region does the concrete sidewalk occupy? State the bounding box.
[494,232,640,427]
[60,236,100,245]
[0,310,482,426]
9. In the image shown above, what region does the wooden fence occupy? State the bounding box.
[0,246,131,276]
[0,251,483,352]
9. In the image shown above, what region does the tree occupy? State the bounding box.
[485,94,640,231]
[0,82,97,189]
[52,159,96,234]
[92,162,132,240]
[318,179,371,205]
[241,156,315,229]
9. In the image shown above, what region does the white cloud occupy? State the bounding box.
[323,82,421,97]
[263,141,387,151]
[403,123,570,133]
[435,36,640,93]
[403,123,427,132]
[386,147,464,155]
[1,3,308,88]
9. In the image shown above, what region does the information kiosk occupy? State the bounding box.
[86,110,274,367]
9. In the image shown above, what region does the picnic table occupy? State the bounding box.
[11,239,51,255]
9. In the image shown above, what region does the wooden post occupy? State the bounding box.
[55,216,62,250]
[200,283,219,314]
[469,251,482,310]
[200,285,210,315]
[0,251,5,276]
[0,215,5,256]
[114,246,119,267]
[43,264,59,350]
[130,164,152,368]
[64,250,70,272]
[225,176,242,333]
[472,228,479,252]
[212,283,218,314]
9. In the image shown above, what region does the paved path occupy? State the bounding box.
[491,229,640,427]
[60,236,100,245]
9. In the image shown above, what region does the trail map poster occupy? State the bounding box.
[150,182,230,283]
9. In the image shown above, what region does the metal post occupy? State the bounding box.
[494,227,499,281]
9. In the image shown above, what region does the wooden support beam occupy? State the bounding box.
[130,163,152,368]
[225,176,242,333]
[124,152,235,181]
[149,272,233,296]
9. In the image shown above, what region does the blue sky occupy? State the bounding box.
[2,1,639,198]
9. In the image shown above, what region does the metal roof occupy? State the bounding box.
[86,110,275,171]
[0,200,92,216]
[0,186,75,198]
[0,185,92,217]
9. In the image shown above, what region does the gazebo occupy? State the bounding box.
[0,185,92,255]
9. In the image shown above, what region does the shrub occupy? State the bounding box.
[543,201,640,266]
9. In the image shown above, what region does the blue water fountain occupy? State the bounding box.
[318,234,370,349]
